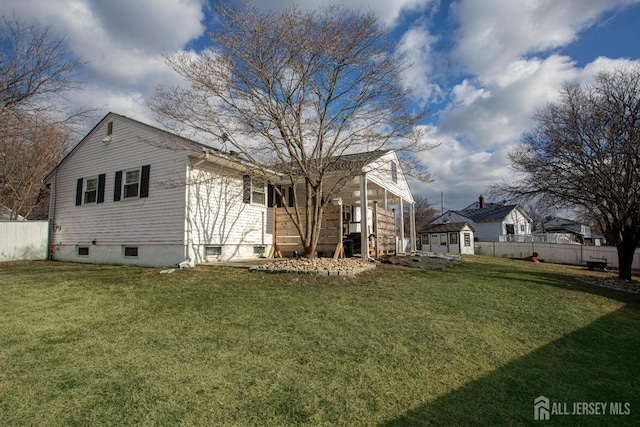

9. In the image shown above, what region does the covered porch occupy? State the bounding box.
[271,173,417,259]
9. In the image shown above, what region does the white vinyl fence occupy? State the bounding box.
[475,241,640,270]
[0,221,48,262]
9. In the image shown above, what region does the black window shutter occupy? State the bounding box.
[242,175,251,204]
[75,178,83,206]
[267,184,274,207]
[97,174,106,203]
[288,187,294,207]
[140,165,150,198]
[114,170,122,201]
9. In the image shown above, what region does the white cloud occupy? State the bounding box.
[397,24,445,106]
[255,0,436,26]
[3,0,204,121]
[450,79,489,106]
[451,0,639,79]
[411,126,514,209]
[439,54,579,148]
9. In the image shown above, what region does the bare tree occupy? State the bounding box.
[0,111,68,219]
[0,14,94,219]
[151,2,434,258]
[491,66,640,280]
[404,194,439,234]
[0,14,84,116]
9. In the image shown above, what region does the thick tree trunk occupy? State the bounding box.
[616,241,637,281]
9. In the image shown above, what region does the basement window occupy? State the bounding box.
[253,246,266,255]
[77,246,89,257]
[124,246,138,257]
[205,246,222,258]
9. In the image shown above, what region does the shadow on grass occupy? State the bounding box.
[383,304,640,426]
[466,258,640,305]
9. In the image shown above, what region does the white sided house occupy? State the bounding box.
[45,113,417,267]
[430,196,532,242]
[45,113,274,267]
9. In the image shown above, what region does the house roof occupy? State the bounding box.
[45,112,399,185]
[420,222,474,233]
[452,205,522,222]
[326,150,390,172]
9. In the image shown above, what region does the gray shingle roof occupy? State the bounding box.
[420,222,474,233]
[453,205,519,222]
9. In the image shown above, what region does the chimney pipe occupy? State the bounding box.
[479,195,485,209]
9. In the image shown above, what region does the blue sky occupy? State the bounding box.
[4,0,640,210]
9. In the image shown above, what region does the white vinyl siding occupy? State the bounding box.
[364,152,414,203]
[187,165,272,263]
[49,115,188,248]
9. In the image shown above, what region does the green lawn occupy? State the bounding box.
[1,256,639,426]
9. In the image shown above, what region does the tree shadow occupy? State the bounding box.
[483,265,640,305]
[382,304,640,426]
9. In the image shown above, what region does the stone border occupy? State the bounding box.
[249,263,376,276]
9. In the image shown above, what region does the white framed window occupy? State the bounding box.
[391,161,398,183]
[84,177,98,204]
[520,224,526,232]
[124,246,138,257]
[252,181,266,205]
[421,234,429,245]
[77,246,89,256]
[464,233,471,247]
[205,246,222,258]
[450,233,458,245]
[123,169,140,199]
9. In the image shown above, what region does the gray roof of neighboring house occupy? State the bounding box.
[420,222,474,233]
[452,205,521,222]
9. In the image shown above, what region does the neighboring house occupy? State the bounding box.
[0,205,25,221]
[44,112,416,267]
[419,222,475,254]
[430,195,532,242]
[538,218,604,246]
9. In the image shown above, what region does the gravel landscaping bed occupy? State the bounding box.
[249,257,376,276]
[575,276,640,294]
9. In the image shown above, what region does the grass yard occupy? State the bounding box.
[1,256,639,426]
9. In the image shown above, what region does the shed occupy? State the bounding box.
[419,222,475,254]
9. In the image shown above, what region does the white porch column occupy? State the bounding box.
[382,189,388,209]
[398,198,405,253]
[409,202,416,252]
[360,174,369,259]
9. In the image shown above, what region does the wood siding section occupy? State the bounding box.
[373,204,396,256]
[273,204,342,254]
